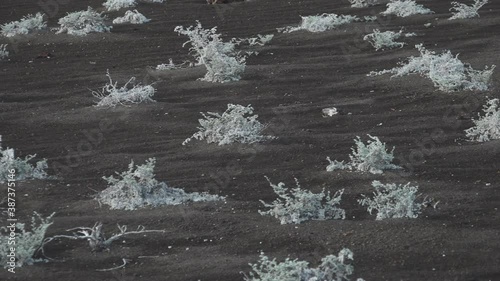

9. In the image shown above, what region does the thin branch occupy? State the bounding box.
[96,258,130,272]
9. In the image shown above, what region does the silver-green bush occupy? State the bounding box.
[358,181,430,220]
[381,0,433,17]
[0,212,55,268]
[183,104,274,146]
[244,249,364,281]
[56,7,112,36]
[327,135,401,174]
[113,10,150,24]
[103,0,137,11]
[259,177,345,224]
[175,21,246,83]
[363,29,413,51]
[279,13,359,33]
[1,13,46,37]
[91,71,155,107]
[465,98,500,142]
[449,0,488,20]
[0,136,49,183]
[98,158,222,210]
[369,44,495,92]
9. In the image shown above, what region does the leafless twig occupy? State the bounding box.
[96,258,131,272]
[41,222,165,254]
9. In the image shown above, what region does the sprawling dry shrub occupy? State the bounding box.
[465,98,500,142]
[279,13,359,33]
[0,136,49,183]
[369,44,495,92]
[91,71,155,107]
[358,181,431,220]
[98,158,222,210]
[327,135,401,174]
[349,0,378,8]
[56,7,111,36]
[175,21,246,83]
[381,0,433,17]
[183,104,274,146]
[103,0,137,11]
[113,10,150,24]
[244,249,364,281]
[363,29,415,51]
[449,0,488,20]
[259,177,345,224]
[1,13,46,37]
[0,212,55,267]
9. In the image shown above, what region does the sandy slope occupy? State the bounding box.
[1,0,499,280]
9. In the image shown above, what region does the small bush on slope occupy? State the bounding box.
[363,29,415,51]
[56,7,112,36]
[349,0,378,8]
[183,104,274,146]
[327,135,401,175]
[91,70,155,107]
[175,21,246,83]
[449,0,488,20]
[369,44,495,92]
[1,13,46,37]
[465,98,500,142]
[358,181,431,220]
[103,0,137,11]
[156,59,193,70]
[98,158,221,210]
[231,34,274,47]
[244,249,364,281]
[113,10,150,24]
[381,0,433,17]
[258,177,345,225]
[0,44,8,60]
[0,212,55,267]
[0,136,49,183]
[279,13,359,33]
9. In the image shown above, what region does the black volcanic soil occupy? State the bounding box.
[1,0,499,280]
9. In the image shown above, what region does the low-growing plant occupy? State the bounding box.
[465,98,500,142]
[1,13,46,37]
[279,13,359,33]
[0,136,49,183]
[358,180,431,220]
[243,249,364,281]
[0,44,8,60]
[259,176,345,224]
[327,135,401,174]
[349,0,378,8]
[183,104,274,146]
[232,34,274,47]
[103,0,137,11]
[91,70,155,107]
[175,21,246,83]
[363,29,413,51]
[449,0,488,20]
[156,59,193,70]
[381,0,433,17]
[56,7,112,36]
[0,212,55,268]
[369,44,495,92]
[98,158,222,210]
[113,10,150,24]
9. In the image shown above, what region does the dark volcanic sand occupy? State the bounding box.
[1,0,499,280]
